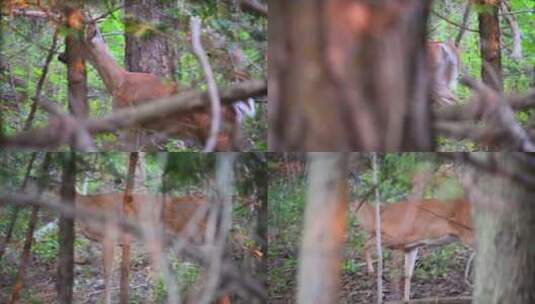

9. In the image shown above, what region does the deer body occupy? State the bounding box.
[428,41,461,105]
[74,192,207,242]
[354,198,473,301]
[81,24,252,150]
[74,192,231,304]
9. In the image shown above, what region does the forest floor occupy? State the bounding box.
[0,222,257,303]
[268,243,474,303]
[0,232,169,303]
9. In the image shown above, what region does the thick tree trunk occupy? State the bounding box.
[124,0,176,78]
[477,0,503,91]
[57,152,76,304]
[123,0,178,149]
[297,153,348,303]
[269,0,433,151]
[471,153,535,303]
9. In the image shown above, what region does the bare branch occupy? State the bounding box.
[500,1,522,60]
[190,17,222,152]
[0,80,266,149]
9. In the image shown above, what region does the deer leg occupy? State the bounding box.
[403,248,419,302]
[464,251,475,286]
[102,238,114,304]
[364,238,375,273]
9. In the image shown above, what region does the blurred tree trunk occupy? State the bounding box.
[477,0,503,91]
[471,153,535,303]
[120,152,138,304]
[57,152,76,304]
[64,2,88,118]
[269,0,433,151]
[297,153,348,304]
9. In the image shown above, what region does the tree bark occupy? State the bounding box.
[124,0,176,78]
[297,153,348,303]
[57,152,76,304]
[477,0,503,91]
[471,153,535,303]
[64,2,88,118]
[269,0,433,151]
[123,0,178,149]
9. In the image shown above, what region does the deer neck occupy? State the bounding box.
[83,38,125,95]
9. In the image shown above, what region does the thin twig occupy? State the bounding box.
[23,29,59,131]
[432,10,478,33]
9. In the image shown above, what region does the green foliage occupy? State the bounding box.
[162,153,215,191]
[415,245,461,279]
[268,252,298,296]
[33,227,60,263]
[155,260,201,302]
[342,259,359,274]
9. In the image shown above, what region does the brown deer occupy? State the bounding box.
[428,41,461,105]
[74,191,230,304]
[74,21,255,150]
[353,198,474,301]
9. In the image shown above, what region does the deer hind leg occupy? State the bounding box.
[403,248,419,302]
[102,238,115,304]
[363,238,375,273]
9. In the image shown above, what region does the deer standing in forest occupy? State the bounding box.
[74,191,231,304]
[352,198,474,301]
[77,21,255,150]
[428,41,461,105]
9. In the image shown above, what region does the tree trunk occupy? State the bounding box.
[477,0,503,91]
[471,153,535,303]
[124,0,176,78]
[123,0,178,149]
[120,152,138,304]
[297,153,348,304]
[64,2,88,118]
[57,152,76,304]
[269,0,433,151]
[9,154,50,304]
[0,153,36,261]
